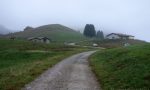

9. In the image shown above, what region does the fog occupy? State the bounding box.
[0,0,150,41]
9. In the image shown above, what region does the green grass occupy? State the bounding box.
[0,39,90,90]
[90,43,150,90]
[76,39,147,48]
[0,38,76,51]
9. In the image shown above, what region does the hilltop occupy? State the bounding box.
[4,24,86,42]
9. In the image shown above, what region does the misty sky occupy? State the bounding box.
[0,0,150,41]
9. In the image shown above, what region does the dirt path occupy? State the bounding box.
[23,51,100,90]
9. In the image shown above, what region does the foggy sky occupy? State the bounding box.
[0,0,150,41]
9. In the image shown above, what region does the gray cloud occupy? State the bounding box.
[0,0,150,41]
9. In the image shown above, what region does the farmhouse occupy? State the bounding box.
[28,37,51,44]
[106,33,134,40]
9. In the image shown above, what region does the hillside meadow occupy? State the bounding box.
[0,39,91,90]
[76,39,146,49]
[5,24,86,42]
[90,43,150,90]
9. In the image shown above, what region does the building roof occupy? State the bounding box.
[28,37,50,40]
[106,33,134,37]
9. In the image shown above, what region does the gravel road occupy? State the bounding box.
[23,51,100,90]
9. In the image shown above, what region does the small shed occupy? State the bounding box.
[9,36,16,40]
[28,37,51,44]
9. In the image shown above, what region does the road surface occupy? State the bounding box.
[23,51,100,90]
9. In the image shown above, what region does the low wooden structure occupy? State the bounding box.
[28,37,51,44]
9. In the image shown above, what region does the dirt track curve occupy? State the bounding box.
[23,51,100,90]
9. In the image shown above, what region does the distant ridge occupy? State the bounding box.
[5,24,86,42]
[0,25,11,34]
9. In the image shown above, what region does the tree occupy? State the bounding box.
[97,30,104,39]
[83,24,89,37]
[101,31,104,39]
[83,24,96,37]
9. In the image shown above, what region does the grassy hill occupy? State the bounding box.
[5,24,86,42]
[0,34,3,37]
[90,43,150,89]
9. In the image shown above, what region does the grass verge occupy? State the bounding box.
[89,43,150,90]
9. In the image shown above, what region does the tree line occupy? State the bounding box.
[83,24,104,39]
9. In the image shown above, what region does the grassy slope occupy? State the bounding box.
[93,39,147,48]
[90,43,150,90]
[76,39,146,48]
[5,24,86,42]
[0,39,90,90]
